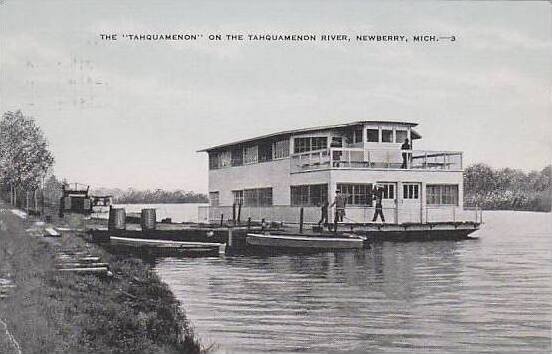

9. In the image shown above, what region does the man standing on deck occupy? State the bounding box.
[401,138,411,169]
[372,185,385,223]
[318,200,329,229]
[330,190,346,231]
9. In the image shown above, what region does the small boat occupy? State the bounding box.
[246,233,365,250]
[108,236,226,256]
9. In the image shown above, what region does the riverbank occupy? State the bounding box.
[0,202,203,353]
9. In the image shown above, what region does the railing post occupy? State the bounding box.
[232,203,236,225]
[220,213,224,226]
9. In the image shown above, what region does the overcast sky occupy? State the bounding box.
[1,0,550,191]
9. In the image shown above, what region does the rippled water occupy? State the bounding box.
[155,211,552,353]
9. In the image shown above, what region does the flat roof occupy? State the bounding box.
[198,120,419,152]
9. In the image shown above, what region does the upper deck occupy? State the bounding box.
[202,121,463,173]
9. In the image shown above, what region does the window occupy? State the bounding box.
[427,185,459,205]
[294,136,328,153]
[220,151,231,168]
[208,152,220,170]
[311,137,327,151]
[378,183,395,200]
[382,129,393,143]
[209,192,219,207]
[291,184,328,206]
[244,145,258,164]
[337,183,373,206]
[231,147,243,166]
[353,128,363,144]
[232,190,244,205]
[258,142,273,162]
[273,139,290,159]
[331,137,343,148]
[396,130,408,144]
[244,188,273,206]
[403,184,419,199]
[366,129,379,142]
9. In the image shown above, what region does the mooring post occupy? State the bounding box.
[237,203,242,225]
[220,214,224,227]
[232,203,236,225]
[299,207,304,234]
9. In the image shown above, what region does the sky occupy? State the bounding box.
[0,0,550,192]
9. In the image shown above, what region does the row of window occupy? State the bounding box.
[210,184,457,207]
[209,139,290,169]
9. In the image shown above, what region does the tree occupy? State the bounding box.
[0,110,55,206]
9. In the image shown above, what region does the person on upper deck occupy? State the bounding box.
[401,138,411,169]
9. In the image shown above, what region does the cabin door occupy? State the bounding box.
[400,183,422,223]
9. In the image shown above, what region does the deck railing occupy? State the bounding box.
[198,205,481,225]
[290,148,462,173]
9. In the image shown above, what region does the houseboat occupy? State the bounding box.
[198,121,481,240]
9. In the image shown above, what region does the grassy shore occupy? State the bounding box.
[0,204,203,353]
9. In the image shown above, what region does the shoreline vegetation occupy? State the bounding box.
[92,187,208,204]
[0,111,204,353]
[0,205,204,354]
[463,164,551,212]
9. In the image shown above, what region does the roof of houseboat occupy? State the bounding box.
[198,120,421,152]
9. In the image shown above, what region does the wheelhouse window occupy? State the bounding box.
[258,142,273,162]
[426,185,459,205]
[331,136,343,148]
[231,147,243,166]
[353,128,363,144]
[382,129,393,143]
[291,184,328,206]
[220,151,231,168]
[209,192,219,207]
[244,188,273,206]
[232,190,244,205]
[403,184,419,199]
[273,139,290,159]
[337,183,373,206]
[294,136,328,153]
[366,129,379,142]
[396,130,408,143]
[244,145,258,164]
[208,152,220,170]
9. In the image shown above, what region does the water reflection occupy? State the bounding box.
[155,211,552,353]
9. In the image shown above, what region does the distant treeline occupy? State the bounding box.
[92,187,208,204]
[464,164,551,212]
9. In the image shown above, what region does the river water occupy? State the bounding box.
[155,211,552,353]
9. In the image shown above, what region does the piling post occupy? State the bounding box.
[299,207,304,234]
[227,227,233,248]
[220,214,224,227]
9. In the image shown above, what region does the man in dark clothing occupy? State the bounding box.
[372,185,385,222]
[318,201,329,228]
[329,190,346,232]
[401,138,411,169]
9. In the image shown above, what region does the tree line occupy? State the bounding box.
[91,187,208,204]
[464,163,551,212]
[0,111,55,211]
